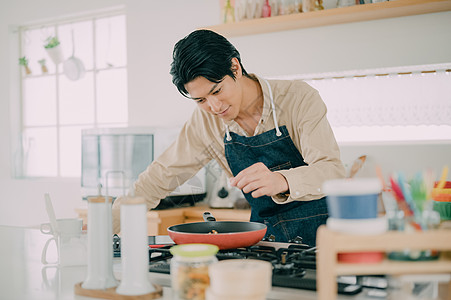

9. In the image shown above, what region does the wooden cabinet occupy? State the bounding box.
[183,206,251,223]
[145,205,251,235]
[76,204,251,236]
[316,226,451,300]
[205,0,451,37]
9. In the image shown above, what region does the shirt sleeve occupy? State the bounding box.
[272,87,345,204]
[112,108,213,233]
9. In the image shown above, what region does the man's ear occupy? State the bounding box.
[231,57,242,78]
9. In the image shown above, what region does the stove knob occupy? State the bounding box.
[217,187,229,198]
[289,236,303,244]
[264,234,276,242]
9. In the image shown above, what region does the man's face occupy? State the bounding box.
[185,75,242,121]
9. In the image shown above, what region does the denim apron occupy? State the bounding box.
[223,79,328,246]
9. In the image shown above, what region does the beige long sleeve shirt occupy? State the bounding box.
[112,75,345,233]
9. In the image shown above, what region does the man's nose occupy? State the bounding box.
[208,97,222,112]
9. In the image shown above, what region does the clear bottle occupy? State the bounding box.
[170,244,219,300]
[222,0,235,24]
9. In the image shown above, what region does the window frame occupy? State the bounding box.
[13,8,128,179]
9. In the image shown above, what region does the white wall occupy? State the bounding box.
[230,11,451,77]
[1,0,450,226]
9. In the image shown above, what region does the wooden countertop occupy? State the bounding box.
[76,203,251,235]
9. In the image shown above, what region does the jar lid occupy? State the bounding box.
[326,217,388,235]
[170,243,219,257]
[322,178,382,196]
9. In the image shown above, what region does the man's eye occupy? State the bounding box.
[212,88,221,95]
[196,98,206,104]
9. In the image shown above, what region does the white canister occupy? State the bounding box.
[116,196,155,295]
[207,259,272,299]
[81,196,118,290]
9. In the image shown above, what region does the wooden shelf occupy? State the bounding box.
[316,226,451,300]
[336,257,451,275]
[204,0,451,37]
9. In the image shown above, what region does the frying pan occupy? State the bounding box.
[167,212,267,250]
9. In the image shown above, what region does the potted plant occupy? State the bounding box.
[44,36,64,65]
[38,59,48,74]
[19,56,31,75]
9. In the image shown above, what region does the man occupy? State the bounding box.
[113,29,345,246]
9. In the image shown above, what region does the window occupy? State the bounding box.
[272,63,451,144]
[17,11,128,178]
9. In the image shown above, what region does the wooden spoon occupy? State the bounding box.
[348,155,367,178]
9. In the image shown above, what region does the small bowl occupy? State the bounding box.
[322,178,382,219]
[433,200,451,221]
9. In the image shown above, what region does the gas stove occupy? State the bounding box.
[113,235,371,296]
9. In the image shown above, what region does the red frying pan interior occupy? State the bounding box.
[167,221,267,250]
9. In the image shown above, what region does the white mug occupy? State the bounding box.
[40,218,83,237]
[41,218,87,266]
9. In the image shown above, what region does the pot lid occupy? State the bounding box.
[170,243,219,257]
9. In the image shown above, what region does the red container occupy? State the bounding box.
[338,252,384,264]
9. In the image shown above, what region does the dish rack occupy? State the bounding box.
[316,225,451,300]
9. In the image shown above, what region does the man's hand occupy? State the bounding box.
[229,162,289,198]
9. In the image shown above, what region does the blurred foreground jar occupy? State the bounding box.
[170,244,219,300]
[206,259,272,300]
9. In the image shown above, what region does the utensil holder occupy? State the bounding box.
[386,209,441,261]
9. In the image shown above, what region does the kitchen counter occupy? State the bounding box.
[0,225,382,300]
[76,203,252,235]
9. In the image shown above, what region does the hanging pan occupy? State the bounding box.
[63,29,86,81]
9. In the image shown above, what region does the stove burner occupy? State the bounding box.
[273,262,306,277]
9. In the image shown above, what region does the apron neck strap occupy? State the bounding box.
[263,78,282,137]
[225,124,232,141]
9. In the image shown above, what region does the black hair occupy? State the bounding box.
[170,29,249,98]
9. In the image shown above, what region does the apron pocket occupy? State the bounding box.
[267,198,329,246]
[276,213,328,247]
[269,161,292,172]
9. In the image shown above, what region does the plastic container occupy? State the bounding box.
[322,178,382,219]
[170,244,219,300]
[337,252,384,264]
[207,259,272,299]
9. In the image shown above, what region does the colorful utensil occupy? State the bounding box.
[437,165,449,189]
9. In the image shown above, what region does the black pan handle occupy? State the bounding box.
[203,211,216,222]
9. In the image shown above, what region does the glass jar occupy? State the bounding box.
[169,244,219,300]
[387,208,441,261]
